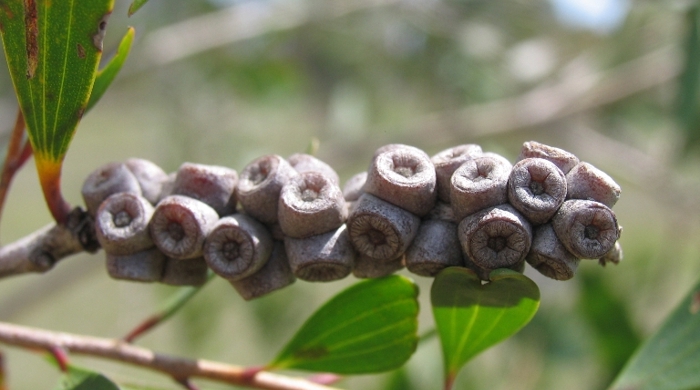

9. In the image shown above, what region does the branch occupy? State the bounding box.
[0,321,341,390]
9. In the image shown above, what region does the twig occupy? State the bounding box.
[0,321,341,390]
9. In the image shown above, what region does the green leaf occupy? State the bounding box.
[128,0,150,17]
[431,267,540,389]
[86,27,135,112]
[269,275,419,374]
[678,5,700,151]
[609,278,700,390]
[55,365,120,390]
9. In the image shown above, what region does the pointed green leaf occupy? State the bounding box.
[128,0,150,17]
[55,365,120,390]
[431,267,539,389]
[609,278,700,390]
[86,27,135,112]
[270,275,419,374]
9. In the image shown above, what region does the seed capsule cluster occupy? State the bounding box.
[83,142,622,300]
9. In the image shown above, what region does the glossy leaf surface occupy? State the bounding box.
[431,267,539,389]
[609,277,700,390]
[270,275,419,374]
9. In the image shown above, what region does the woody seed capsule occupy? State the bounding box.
[124,158,169,205]
[149,195,219,260]
[288,153,340,185]
[231,241,296,300]
[238,155,298,224]
[508,158,567,225]
[95,192,155,255]
[518,141,579,174]
[106,247,166,282]
[82,162,141,217]
[552,199,620,259]
[566,162,621,208]
[278,172,346,239]
[352,254,404,279]
[160,257,209,286]
[347,193,421,261]
[364,145,436,217]
[526,224,580,281]
[171,162,238,216]
[431,144,483,203]
[343,171,367,202]
[284,225,355,282]
[405,219,463,277]
[203,214,273,281]
[451,155,511,221]
[458,204,532,270]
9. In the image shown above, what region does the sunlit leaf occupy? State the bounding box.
[431,267,540,390]
[0,0,114,222]
[54,365,120,390]
[128,0,150,17]
[269,275,419,374]
[86,27,135,112]
[609,277,700,390]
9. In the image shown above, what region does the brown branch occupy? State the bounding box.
[0,321,341,390]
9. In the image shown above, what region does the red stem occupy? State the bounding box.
[0,110,33,232]
[122,315,161,344]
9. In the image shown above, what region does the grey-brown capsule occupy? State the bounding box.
[352,254,404,279]
[364,145,436,217]
[230,241,296,300]
[425,202,456,223]
[82,162,141,217]
[95,192,155,255]
[431,144,483,203]
[518,141,579,174]
[124,158,169,205]
[551,199,620,259]
[566,162,621,208]
[284,225,355,282]
[458,204,532,270]
[160,257,209,286]
[343,171,367,202]
[288,153,340,185]
[171,162,238,216]
[106,247,166,282]
[149,195,219,260]
[203,214,273,281]
[451,155,511,221]
[347,193,421,261]
[278,172,346,238]
[237,155,298,224]
[526,224,579,281]
[405,219,463,277]
[508,158,567,224]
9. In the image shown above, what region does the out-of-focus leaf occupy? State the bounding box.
[128,0,150,16]
[0,0,114,222]
[609,277,700,390]
[431,267,539,390]
[54,365,120,390]
[86,27,135,112]
[678,5,700,151]
[269,275,419,374]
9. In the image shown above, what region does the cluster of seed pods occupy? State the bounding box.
[82,141,622,300]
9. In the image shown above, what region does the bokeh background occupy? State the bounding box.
[0,0,699,388]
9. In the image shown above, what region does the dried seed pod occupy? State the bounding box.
[566,162,621,208]
[149,195,219,260]
[82,162,141,216]
[95,193,155,255]
[157,172,177,202]
[171,162,238,216]
[106,247,166,282]
[599,241,623,266]
[526,224,580,281]
[458,204,533,270]
[238,155,298,224]
[278,172,346,238]
[288,153,340,185]
[518,141,579,174]
[405,219,463,277]
[425,202,456,223]
[352,254,404,279]
[347,193,421,261]
[451,155,511,221]
[552,199,620,259]
[343,172,367,202]
[284,225,355,282]
[203,214,273,281]
[231,241,296,300]
[364,144,436,217]
[160,257,209,286]
[507,158,567,224]
[124,158,169,205]
[431,144,483,203]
